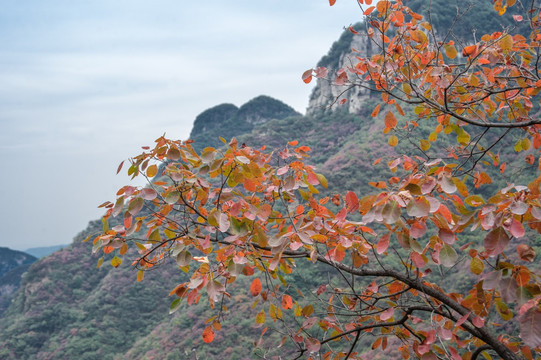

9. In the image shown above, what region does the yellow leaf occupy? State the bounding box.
[316,173,328,188]
[444,44,457,59]
[111,256,122,268]
[146,164,158,178]
[402,83,412,95]
[521,138,531,151]
[137,269,144,282]
[388,135,398,147]
[499,34,513,50]
[420,139,431,151]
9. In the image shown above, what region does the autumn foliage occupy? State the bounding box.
[92,0,541,359]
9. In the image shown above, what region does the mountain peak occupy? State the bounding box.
[189,95,300,150]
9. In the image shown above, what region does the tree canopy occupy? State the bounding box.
[93,1,540,359]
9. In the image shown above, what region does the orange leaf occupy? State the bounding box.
[329,0,336,5]
[243,178,257,192]
[371,103,381,117]
[250,278,262,297]
[384,111,397,129]
[302,69,313,84]
[202,326,215,343]
[376,0,390,14]
[282,294,293,310]
[369,181,387,189]
[288,140,299,146]
[364,6,375,15]
[146,164,158,178]
[103,246,114,254]
[137,269,144,282]
[462,45,478,57]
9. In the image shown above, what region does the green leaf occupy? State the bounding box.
[382,201,401,224]
[169,298,182,314]
[176,251,192,267]
[102,217,110,232]
[165,191,180,205]
[406,197,430,217]
[440,244,457,267]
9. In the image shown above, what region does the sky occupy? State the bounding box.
[0,0,362,251]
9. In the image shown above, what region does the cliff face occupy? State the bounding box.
[306,24,376,116]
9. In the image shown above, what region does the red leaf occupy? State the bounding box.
[336,207,347,222]
[410,220,427,239]
[329,0,336,5]
[376,234,390,254]
[250,278,262,297]
[335,71,348,85]
[455,312,471,329]
[345,191,359,213]
[484,227,510,256]
[116,160,124,174]
[438,228,455,244]
[202,326,215,343]
[505,218,525,238]
[410,252,426,268]
[314,67,328,78]
[519,308,541,348]
[141,188,157,200]
[305,337,321,352]
[517,244,536,262]
[472,316,485,328]
[380,307,394,321]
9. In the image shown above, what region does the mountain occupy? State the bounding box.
[0,248,37,316]
[0,247,36,278]
[189,95,300,151]
[25,245,68,259]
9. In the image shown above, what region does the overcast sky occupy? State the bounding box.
[0,0,362,251]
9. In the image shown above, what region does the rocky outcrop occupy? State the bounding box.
[307,24,376,116]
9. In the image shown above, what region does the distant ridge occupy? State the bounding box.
[25,244,68,259]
